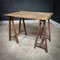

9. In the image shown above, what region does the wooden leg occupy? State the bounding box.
[40,21,48,52]
[19,18,21,33]
[23,18,27,35]
[11,18,19,43]
[39,21,48,52]
[43,21,48,52]
[40,21,45,39]
[9,17,12,41]
[34,20,48,53]
[39,21,42,38]
[40,21,45,45]
[48,19,51,41]
[34,20,41,48]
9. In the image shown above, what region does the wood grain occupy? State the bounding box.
[4,11,53,20]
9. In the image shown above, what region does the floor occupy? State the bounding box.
[0,21,60,60]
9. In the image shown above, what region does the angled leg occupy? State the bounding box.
[43,21,48,52]
[40,21,45,38]
[34,20,48,53]
[11,18,19,43]
[40,21,45,45]
[39,21,42,38]
[9,17,12,41]
[19,18,21,33]
[40,21,48,52]
[34,20,41,48]
[23,18,27,35]
[48,19,51,41]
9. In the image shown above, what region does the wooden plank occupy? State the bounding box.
[4,11,53,20]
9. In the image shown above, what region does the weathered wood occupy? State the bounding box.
[23,18,27,35]
[34,20,41,48]
[48,19,51,41]
[9,17,12,41]
[19,18,21,33]
[11,19,19,43]
[4,11,53,20]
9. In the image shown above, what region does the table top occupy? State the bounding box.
[4,11,53,20]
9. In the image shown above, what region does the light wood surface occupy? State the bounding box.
[4,11,53,20]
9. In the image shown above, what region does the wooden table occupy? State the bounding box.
[4,11,53,52]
